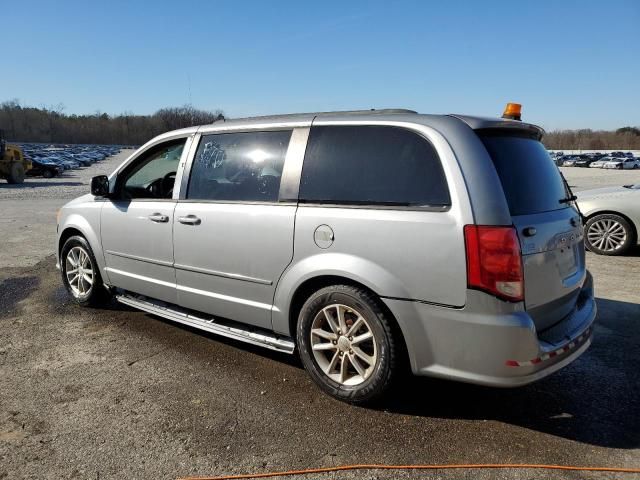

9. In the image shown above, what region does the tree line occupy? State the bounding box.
[0,100,225,145]
[543,127,640,150]
[1,100,639,149]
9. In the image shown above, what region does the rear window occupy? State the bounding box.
[480,133,569,216]
[299,126,450,207]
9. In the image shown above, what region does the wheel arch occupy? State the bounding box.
[58,226,85,258]
[58,213,108,282]
[275,272,410,369]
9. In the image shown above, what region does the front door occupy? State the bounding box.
[101,139,187,303]
[173,129,297,329]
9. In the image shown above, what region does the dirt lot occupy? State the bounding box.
[0,157,639,479]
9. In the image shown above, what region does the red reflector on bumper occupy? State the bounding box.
[505,327,592,367]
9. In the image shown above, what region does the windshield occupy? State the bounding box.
[480,133,570,216]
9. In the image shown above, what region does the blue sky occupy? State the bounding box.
[3,0,638,130]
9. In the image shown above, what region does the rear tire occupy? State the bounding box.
[60,235,110,306]
[6,163,25,184]
[585,213,635,256]
[42,169,53,178]
[296,284,402,404]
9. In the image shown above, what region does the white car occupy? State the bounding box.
[589,157,612,168]
[577,184,640,255]
[603,157,640,170]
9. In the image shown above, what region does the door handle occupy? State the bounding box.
[148,213,169,223]
[178,215,201,225]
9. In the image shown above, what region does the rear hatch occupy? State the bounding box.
[479,132,585,332]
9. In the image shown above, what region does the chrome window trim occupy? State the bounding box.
[176,199,297,206]
[178,132,201,200]
[296,202,451,213]
[172,134,197,200]
[279,127,310,202]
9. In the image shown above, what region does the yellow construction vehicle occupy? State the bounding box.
[0,129,31,184]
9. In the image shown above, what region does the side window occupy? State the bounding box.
[187,130,292,202]
[119,140,185,200]
[299,126,450,207]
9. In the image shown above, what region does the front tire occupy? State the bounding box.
[60,235,109,306]
[7,163,25,184]
[297,285,402,404]
[42,169,53,178]
[585,214,636,256]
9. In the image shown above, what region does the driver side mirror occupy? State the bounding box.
[91,175,110,197]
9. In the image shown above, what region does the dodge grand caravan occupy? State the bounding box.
[56,107,596,403]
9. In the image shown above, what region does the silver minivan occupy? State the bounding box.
[56,108,596,403]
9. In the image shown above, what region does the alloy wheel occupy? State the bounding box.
[587,219,627,252]
[65,246,94,297]
[310,304,377,386]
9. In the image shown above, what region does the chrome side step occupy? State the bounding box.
[115,293,295,354]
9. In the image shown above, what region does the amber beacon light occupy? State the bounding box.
[502,102,522,121]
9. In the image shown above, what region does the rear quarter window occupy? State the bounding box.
[480,133,569,216]
[299,125,450,207]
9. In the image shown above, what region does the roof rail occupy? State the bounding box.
[316,108,418,115]
[219,108,417,123]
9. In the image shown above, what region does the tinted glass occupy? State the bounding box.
[299,126,450,206]
[480,133,569,216]
[188,130,292,202]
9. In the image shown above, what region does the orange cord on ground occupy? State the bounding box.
[178,463,640,480]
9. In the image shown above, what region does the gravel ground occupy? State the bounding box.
[0,152,639,480]
[559,166,640,192]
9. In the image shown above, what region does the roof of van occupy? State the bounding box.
[176,108,544,139]
[195,109,544,138]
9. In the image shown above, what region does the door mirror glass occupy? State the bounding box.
[91,175,110,197]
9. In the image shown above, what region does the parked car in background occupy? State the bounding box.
[26,158,63,178]
[577,184,640,255]
[603,157,640,169]
[17,143,122,177]
[562,156,579,166]
[589,157,613,168]
[56,108,595,403]
[71,154,93,166]
[575,157,599,167]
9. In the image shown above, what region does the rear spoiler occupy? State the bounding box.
[448,114,545,141]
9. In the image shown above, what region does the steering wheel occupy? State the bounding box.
[145,171,177,198]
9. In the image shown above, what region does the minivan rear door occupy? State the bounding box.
[172,128,307,330]
[479,133,586,331]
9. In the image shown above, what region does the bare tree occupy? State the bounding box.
[0,102,225,145]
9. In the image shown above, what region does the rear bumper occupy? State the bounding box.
[382,271,596,387]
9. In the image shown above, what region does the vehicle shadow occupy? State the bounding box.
[382,296,640,449]
[99,294,639,448]
[1,181,83,189]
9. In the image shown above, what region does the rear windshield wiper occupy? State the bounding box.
[559,195,577,204]
[558,171,585,223]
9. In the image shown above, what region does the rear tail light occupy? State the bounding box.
[464,225,524,302]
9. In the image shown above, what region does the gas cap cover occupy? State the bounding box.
[314,225,334,249]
